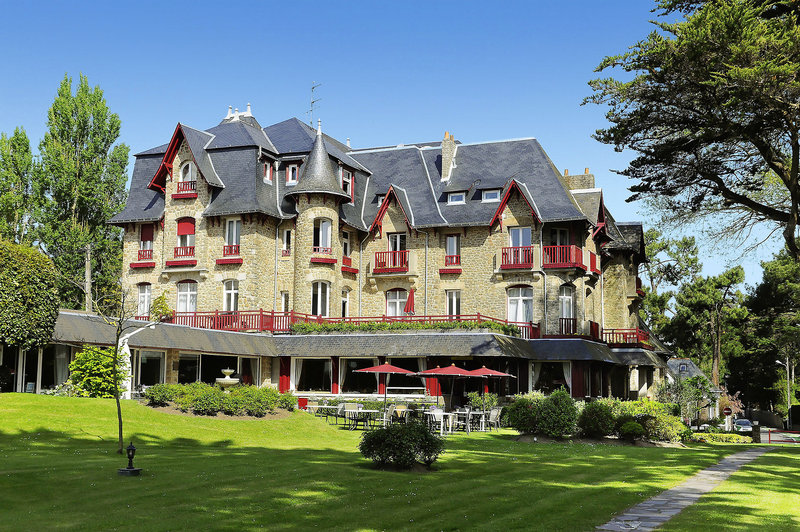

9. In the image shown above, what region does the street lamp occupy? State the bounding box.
[776,357,792,430]
[120,322,157,400]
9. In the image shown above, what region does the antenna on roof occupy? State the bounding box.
[307,81,322,127]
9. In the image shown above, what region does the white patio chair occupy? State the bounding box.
[487,407,502,431]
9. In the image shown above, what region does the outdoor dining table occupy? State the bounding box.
[345,409,379,430]
[424,411,455,436]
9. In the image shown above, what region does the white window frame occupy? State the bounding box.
[311,281,330,317]
[263,161,273,183]
[509,226,532,247]
[341,168,353,201]
[223,280,239,312]
[133,349,166,387]
[313,219,332,251]
[376,194,385,206]
[342,231,351,257]
[388,232,407,252]
[507,286,534,323]
[281,291,290,313]
[341,289,349,317]
[447,192,466,205]
[446,234,460,256]
[446,290,461,317]
[178,232,195,248]
[137,284,151,317]
[139,226,153,251]
[176,281,198,313]
[225,218,241,247]
[482,189,501,202]
[179,162,195,183]
[559,285,574,319]
[386,289,408,317]
[282,229,292,254]
[552,228,569,246]
[286,164,299,185]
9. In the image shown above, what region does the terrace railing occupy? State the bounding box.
[374,250,409,273]
[176,180,196,193]
[174,246,195,258]
[501,246,534,269]
[559,317,577,335]
[602,328,650,347]
[444,254,461,266]
[543,245,584,269]
[137,249,153,261]
[223,244,240,256]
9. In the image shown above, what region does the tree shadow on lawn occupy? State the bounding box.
[0,426,751,532]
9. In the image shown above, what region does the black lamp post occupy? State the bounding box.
[118,441,142,476]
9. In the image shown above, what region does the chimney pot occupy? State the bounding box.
[564,169,569,176]
[225,106,233,119]
[346,137,351,148]
[444,131,449,139]
[585,168,589,174]
[441,132,457,181]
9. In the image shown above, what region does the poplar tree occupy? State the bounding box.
[0,127,38,244]
[37,74,129,310]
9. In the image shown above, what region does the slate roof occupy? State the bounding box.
[612,348,667,367]
[666,357,721,391]
[285,128,351,202]
[571,189,602,225]
[526,339,621,364]
[109,153,164,223]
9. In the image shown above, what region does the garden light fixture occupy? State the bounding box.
[118,441,142,476]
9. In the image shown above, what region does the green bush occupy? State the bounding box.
[687,432,752,444]
[538,388,578,438]
[144,383,180,406]
[504,392,546,433]
[291,319,519,336]
[613,399,686,442]
[578,400,615,438]
[467,391,498,411]
[619,421,645,442]
[68,345,126,398]
[359,421,444,469]
[278,390,297,411]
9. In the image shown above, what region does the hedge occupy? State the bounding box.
[688,432,752,444]
[290,320,520,336]
[144,383,296,416]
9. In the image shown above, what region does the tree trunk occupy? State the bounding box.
[84,244,92,312]
[112,342,124,454]
[712,317,721,387]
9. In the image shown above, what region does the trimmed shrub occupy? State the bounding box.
[688,432,752,444]
[578,400,615,438]
[145,383,180,406]
[613,399,686,442]
[278,391,297,411]
[538,388,578,438]
[619,421,645,442]
[359,421,444,469]
[68,345,126,398]
[504,392,546,433]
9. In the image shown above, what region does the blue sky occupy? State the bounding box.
[0,0,780,284]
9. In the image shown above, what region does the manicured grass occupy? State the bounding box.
[661,446,800,531]
[0,394,742,531]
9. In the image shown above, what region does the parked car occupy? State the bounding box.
[734,419,753,433]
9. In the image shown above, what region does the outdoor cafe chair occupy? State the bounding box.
[376,405,396,428]
[487,407,502,431]
[453,407,471,432]
[329,404,346,425]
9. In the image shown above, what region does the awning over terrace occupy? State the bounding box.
[52,311,278,357]
[526,338,622,364]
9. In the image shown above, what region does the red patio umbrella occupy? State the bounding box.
[415,364,473,410]
[403,288,415,315]
[467,366,515,413]
[355,363,415,422]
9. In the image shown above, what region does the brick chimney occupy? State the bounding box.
[441,132,456,180]
[562,167,595,190]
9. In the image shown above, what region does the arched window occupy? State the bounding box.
[311,281,329,317]
[386,288,408,317]
[137,283,151,317]
[507,285,533,323]
[223,280,239,312]
[313,218,332,253]
[176,280,197,313]
[180,162,195,183]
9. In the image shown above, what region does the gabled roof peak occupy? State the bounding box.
[284,124,350,201]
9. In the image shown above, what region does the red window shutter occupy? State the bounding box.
[140,224,154,242]
[177,218,195,236]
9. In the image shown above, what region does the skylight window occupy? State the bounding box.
[482,189,501,202]
[447,192,466,205]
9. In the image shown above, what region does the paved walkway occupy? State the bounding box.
[597,446,772,531]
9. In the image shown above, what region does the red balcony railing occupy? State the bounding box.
[559,317,578,335]
[176,181,196,193]
[445,254,461,266]
[501,246,535,269]
[342,256,352,267]
[543,245,585,269]
[602,328,650,346]
[589,252,602,275]
[137,249,153,261]
[174,246,195,258]
[374,250,409,273]
[282,249,291,257]
[312,246,332,254]
[223,244,240,256]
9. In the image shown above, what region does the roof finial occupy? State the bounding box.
[225,106,233,119]
[246,102,252,116]
[317,118,322,136]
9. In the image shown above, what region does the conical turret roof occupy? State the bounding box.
[285,122,351,202]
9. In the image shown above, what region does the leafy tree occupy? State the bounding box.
[0,128,40,244]
[663,267,747,386]
[0,240,59,350]
[656,375,712,422]
[68,345,127,398]
[588,0,800,258]
[37,73,128,310]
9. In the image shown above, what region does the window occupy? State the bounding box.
[341,289,349,317]
[281,291,290,312]
[376,194,386,206]
[282,229,291,255]
[342,231,351,257]
[223,280,239,312]
[559,285,574,319]
[446,290,461,317]
[177,217,196,248]
[139,224,154,251]
[482,189,501,202]
[507,285,533,323]
[311,281,329,317]
[313,219,332,252]
[679,363,688,373]
[386,288,408,317]
[341,168,353,201]
[446,234,460,256]
[225,219,241,247]
[135,350,164,387]
[137,283,151,317]
[551,228,569,246]
[180,162,195,183]
[176,281,197,313]
[448,192,466,205]
[286,164,299,184]
[509,226,532,247]
[388,232,407,252]
[263,161,273,182]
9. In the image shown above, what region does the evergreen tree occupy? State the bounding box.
[37,74,128,310]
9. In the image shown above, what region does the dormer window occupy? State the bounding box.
[341,168,354,201]
[286,164,299,185]
[679,363,688,373]
[180,162,195,183]
[377,194,385,205]
[482,189,501,202]
[447,192,466,205]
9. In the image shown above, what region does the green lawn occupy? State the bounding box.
[662,446,800,531]
[0,394,752,531]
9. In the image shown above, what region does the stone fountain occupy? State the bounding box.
[216,368,239,392]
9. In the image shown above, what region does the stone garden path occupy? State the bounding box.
[597,446,772,531]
